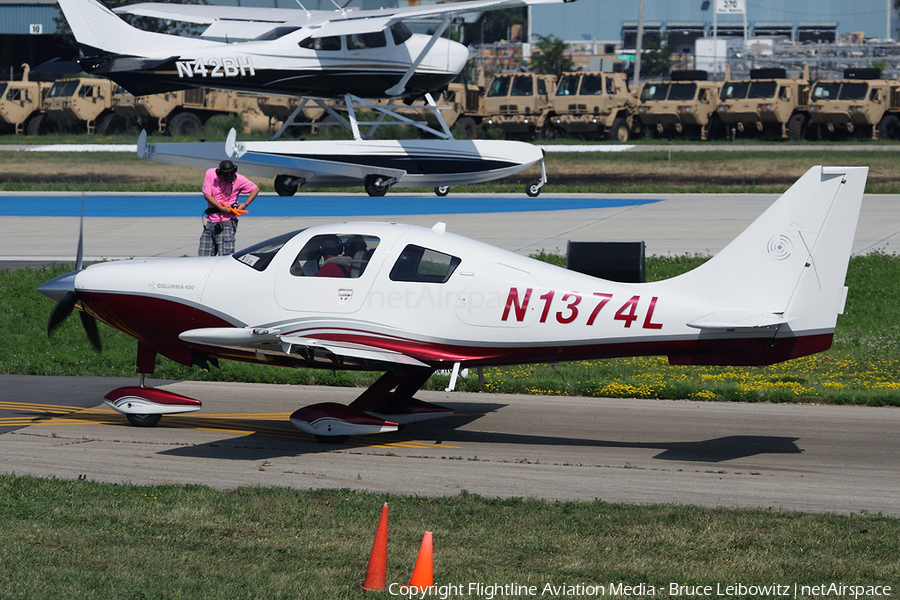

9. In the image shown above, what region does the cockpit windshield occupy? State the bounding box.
[233,229,306,271]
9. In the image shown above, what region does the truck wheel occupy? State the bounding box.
[274,174,299,196]
[364,175,389,197]
[456,117,479,139]
[167,112,204,136]
[96,113,128,135]
[26,114,51,136]
[788,114,806,142]
[607,118,630,142]
[877,115,900,141]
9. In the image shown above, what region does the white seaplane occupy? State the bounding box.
[56,0,568,195]
[38,166,866,442]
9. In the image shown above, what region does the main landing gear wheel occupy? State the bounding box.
[274,174,299,196]
[364,175,389,197]
[434,185,449,197]
[126,413,162,427]
[526,180,542,197]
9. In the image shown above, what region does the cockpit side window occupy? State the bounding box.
[347,30,387,50]
[289,234,381,278]
[233,229,306,271]
[299,35,342,51]
[389,245,461,283]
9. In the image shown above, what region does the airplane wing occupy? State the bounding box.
[116,0,576,39]
[178,327,431,368]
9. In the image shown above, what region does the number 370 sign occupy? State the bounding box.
[716,0,745,14]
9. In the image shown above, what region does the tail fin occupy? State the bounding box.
[674,165,867,363]
[57,0,208,56]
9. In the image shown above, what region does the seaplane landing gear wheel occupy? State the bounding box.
[526,181,542,197]
[274,174,299,196]
[364,175,389,197]
[434,185,449,197]
[126,413,161,427]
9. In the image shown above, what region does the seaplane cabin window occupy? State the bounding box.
[347,30,387,50]
[390,22,412,45]
[389,245,461,284]
[299,35,342,51]
[289,234,381,278]
[233,229,306,272]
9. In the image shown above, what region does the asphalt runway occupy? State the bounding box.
[3,188,900,514]
[1,375,898,516]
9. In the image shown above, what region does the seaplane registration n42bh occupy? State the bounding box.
[39,166,867,442]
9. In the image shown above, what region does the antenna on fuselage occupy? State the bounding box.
[327,0,347,17]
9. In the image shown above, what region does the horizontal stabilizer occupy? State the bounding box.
[686,310,794,330]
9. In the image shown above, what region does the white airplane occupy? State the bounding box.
[38,166,866,442]
[57,0,574,100]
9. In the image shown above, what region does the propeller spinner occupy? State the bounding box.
[37,194,102,352]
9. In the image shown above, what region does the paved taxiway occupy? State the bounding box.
[2,191,900,265]
[3,188,900,514]
[2,375,899,516]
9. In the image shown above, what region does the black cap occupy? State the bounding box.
[217,160,237,173]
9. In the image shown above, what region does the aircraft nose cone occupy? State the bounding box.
[37,270,79,304]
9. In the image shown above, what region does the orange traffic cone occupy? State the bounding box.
[362,503,389,591]
[408,531,433,590]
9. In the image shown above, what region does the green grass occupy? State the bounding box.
[6,252,900,406]
[0,475,897,600]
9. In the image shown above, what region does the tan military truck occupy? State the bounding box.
[716,65,811,141]
[0,65,51,135]
[107,87,275,135]
[636,70,723,140]
[28,77,116,135]
[808,68,900,140]
[483,73,557,139]
[545,71,636,141]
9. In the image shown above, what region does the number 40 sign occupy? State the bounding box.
[716,0,745,14]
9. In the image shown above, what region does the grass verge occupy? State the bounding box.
[0,475,897,600]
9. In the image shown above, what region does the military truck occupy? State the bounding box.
[807,68,900,140]
[483,73,557,139]
[28,77,116,135]
[105,87,276,135]
[715,64,811,141]
[635,70,723,140]
[0,65,51,135]
[545,71,636,141]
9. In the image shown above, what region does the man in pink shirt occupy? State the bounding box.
[199,160,259,256]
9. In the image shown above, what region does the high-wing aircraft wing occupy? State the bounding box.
[116,0,576,39]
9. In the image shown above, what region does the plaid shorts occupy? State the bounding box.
[198,218,238,256]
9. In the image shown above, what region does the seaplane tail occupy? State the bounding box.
[671,165,867,364]
[56,0,211,56]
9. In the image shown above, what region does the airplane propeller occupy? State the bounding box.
[38,194,102,352]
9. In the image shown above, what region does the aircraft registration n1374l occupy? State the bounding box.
[55,0,576,99]
[39,166,866,442]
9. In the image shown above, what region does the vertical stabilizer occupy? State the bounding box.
[673,166,867,361]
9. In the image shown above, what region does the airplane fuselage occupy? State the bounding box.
[82,24,468,98]
[70,222,833,373]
